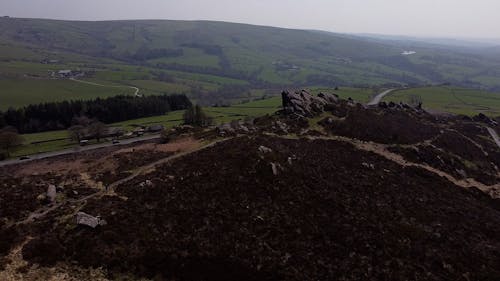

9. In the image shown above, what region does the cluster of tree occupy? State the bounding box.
[126,47,184,61]
[68,116,110,143]
[181,43,223,56]
[0,94,192,134]
[373,56,444,82]
[408,94,423,108]
[150,70,175,83]
[155,63,270,87]
[183,105,213,127]
[0,127,23,159]
[305,74,342,88]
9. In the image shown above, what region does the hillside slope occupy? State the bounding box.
[1,17,500,90]
[1,91,499,280]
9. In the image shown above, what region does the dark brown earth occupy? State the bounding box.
[0,92,499,280]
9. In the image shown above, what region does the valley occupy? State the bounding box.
[1,14,500,281]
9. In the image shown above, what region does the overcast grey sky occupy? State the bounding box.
[1,0,499,38]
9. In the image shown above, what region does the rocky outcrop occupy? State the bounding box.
[282,90,339,117]
[473,113,498,126]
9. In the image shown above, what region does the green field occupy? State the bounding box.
[384,87,500,116]
[0,79,136,110]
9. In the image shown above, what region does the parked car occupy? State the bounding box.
[19,156,30,160]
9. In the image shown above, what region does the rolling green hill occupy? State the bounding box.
[1,17,500,109]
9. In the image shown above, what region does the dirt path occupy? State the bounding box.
[11,138,232,227]
[367,89,397,106]
[70,78,140,96]
[307,135,500,198]
[107,138,231,191]
[487,127,500,149]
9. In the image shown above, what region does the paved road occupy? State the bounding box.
[487,127,500,149]
[0,134,160,167]
[70,78,140,96]
[367,89,397,106]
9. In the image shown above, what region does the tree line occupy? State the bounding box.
[0,94,192,134]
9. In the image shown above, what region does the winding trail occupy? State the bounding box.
[487,127,500,149]
[306,135,500,197]
[367,89,397,106]
[11,137,232,227]
[107,138,230,191]
[70,78,140,96]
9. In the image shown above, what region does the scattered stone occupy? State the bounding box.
[216,123,236,137]
[362,162,375,170]
[36,194,47,202]
[240,125,250,133]
[275,120,289,133]
[139,180,154,188]
[378,102,388,108]
[258,146,273,154]
[271,162,280,176]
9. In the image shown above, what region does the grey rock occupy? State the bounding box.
[271,162,280,176]
[378,102,388,108]
[47,184,57,203]
[76,212,107,228]
[259,146,273,154]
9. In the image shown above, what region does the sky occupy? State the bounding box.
[1,0,500,39]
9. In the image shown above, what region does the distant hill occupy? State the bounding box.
[1,17,500,107]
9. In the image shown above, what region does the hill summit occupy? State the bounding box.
[0,91,499,280]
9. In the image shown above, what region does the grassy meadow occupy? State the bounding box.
[0,79,136,110]
[383,87,500,116]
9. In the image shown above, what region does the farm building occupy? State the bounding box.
[58,70,73,77]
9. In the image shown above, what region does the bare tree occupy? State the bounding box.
[183,105,213,127]
[68,125,86,143]
[88,121,107,142]
[0,127,24,157]
[408,94,423,108]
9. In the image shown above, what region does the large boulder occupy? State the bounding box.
[282,90,339,117]
[46,185,57,203]
[76,212,107,228]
